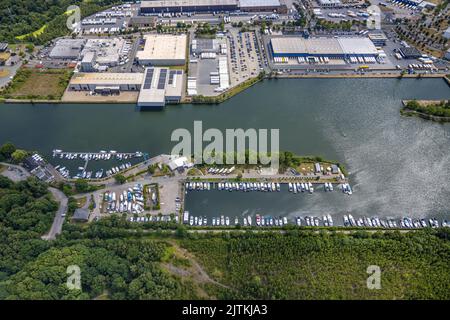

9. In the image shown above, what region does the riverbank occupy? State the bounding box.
[1,72,449,105]
[401,99,450,122]
[272,73,449,80]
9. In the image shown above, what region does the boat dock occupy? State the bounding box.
[51,149,148,180]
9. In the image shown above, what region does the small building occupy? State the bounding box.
[72,208,90,222]
[445,48,450,61]
[0,42,8,52]
[314,163,321,173]
[23,154,54,183]
[317,0,342,7]
[167,156,193,171]
[368,33,387,47]
[80,51,96,72]
[444,27,450,40]
[128,16,157,29]
[399,46,421,59]
[49,39,86,59]
[331,164,339,174]
[136,34,187,66]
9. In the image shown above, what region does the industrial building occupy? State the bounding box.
[191,38,221,55]
[68,73,144,92]
[136,34,187,66]
[368,33,388,47]
[80,52,97,72]
[399,46,422,59]
[140,0,238,14]
[239,0,287,12]
[81,38,127,68]
[138,67,184,110]
[49,39,86,59]
[270,37,379,59]
[128,16,157,29]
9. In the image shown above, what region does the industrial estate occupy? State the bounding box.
[0,0,449,109]
[0,0,450,303]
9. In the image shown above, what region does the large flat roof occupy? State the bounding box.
[138,67,166,105]
[141,0,237,8]
[136,34,187,62]
[239,0,281,8]
[138,67,183,105]
[271,37,379,55]
[337,38,379,55]
[70,73,144,85]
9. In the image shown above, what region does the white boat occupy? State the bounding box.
[247,215,252,226]
[225,217,230,226]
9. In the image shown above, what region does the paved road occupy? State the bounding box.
[42,187,68,240]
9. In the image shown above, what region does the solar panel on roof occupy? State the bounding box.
[143,69,154,89]
[157,69,167,90]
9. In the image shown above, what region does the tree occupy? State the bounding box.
[11,149,28,163]
[74,179,89,193]
[175,225,188,238]
[25,44,34,53]
[114,174,127,185]
[0,142,16,159]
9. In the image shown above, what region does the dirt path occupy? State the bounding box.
[162,241,233,298]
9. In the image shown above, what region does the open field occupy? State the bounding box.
[0,68,72,100]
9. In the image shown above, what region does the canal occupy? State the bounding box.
[0,78,449,219]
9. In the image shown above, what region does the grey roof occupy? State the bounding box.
[73,208,90,221]
[239,0,281,7]
[271,37,379,56]
[49,39,86,59]
[141,0,237,8]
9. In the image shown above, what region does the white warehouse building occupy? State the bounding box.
[136,34,187,66]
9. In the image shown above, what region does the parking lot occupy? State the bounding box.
[227,30,263,87]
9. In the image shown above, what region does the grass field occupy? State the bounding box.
[0,68,73,100]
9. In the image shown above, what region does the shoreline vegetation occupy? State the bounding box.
[188,71,265,104]
[401,99,450,122]
[0,72,448,106]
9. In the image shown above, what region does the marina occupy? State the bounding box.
[0,79,449,220]
[52,149,147,179]
[185,181,351,195]
[182,209,448,229]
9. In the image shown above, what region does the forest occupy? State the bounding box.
[0,0,121,44]
[0,175,449,300]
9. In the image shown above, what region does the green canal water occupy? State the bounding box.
[0,78,449,219]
